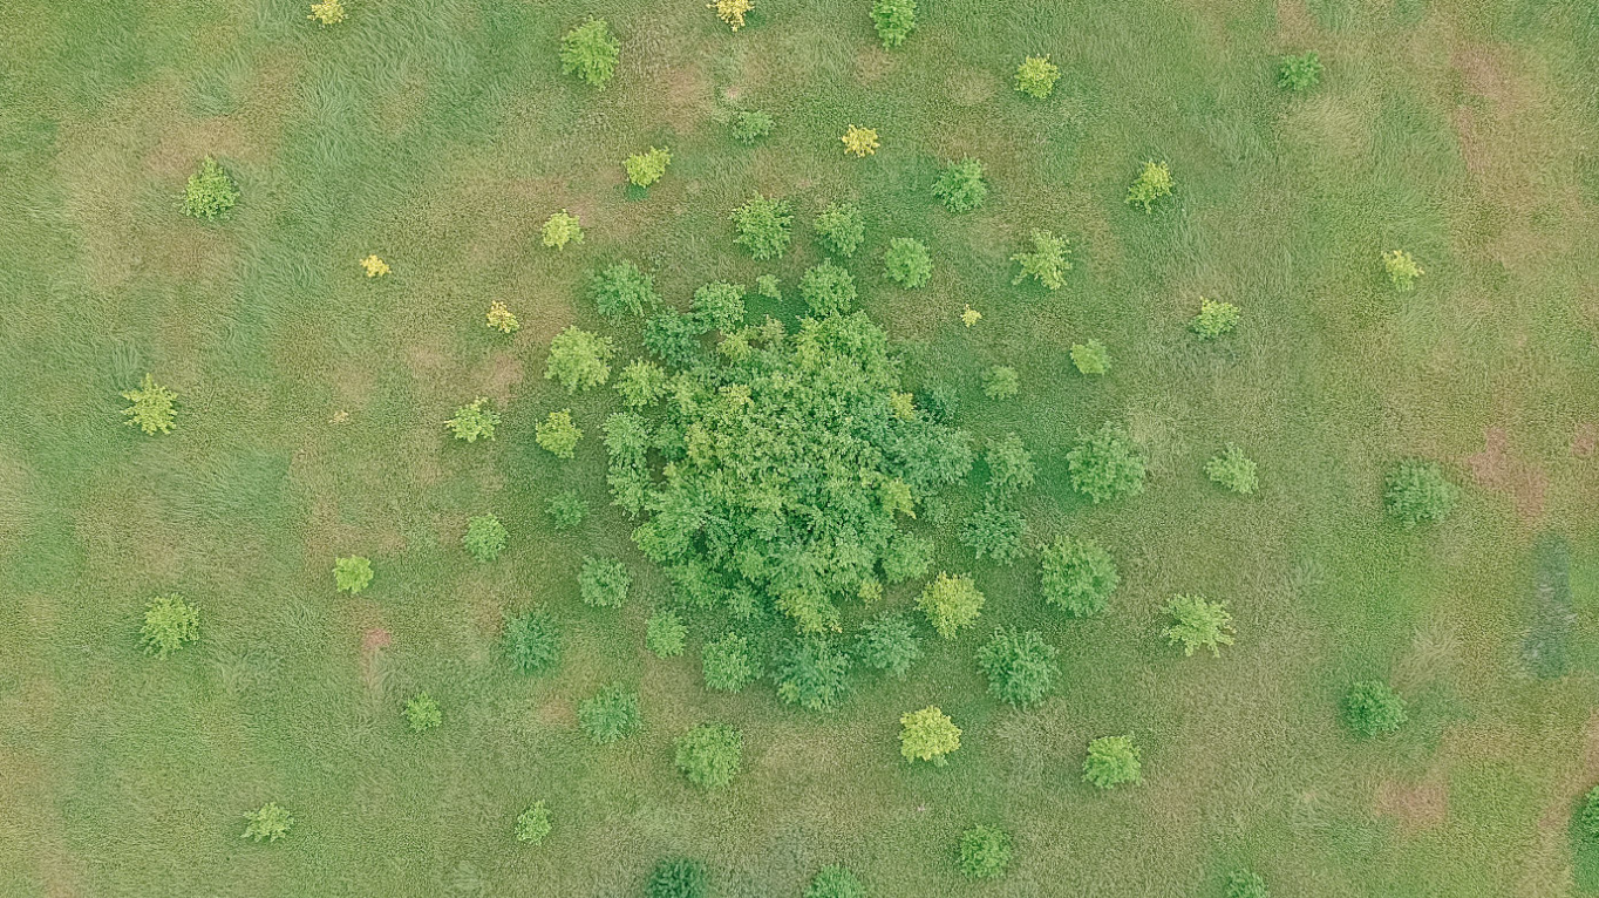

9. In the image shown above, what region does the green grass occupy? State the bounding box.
[2,0,1599,896]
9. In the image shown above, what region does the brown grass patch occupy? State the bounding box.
[359,627,392,693]
[1466,427,1548,522]
[1571,423,1597,459]
[1375,776,1449,833]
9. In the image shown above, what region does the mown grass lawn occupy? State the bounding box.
[3,0,1599,896]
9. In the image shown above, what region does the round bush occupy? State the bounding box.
[646,610,688,658]
[799,260,858,317]
[462,514,508,562]
[1342,680,1407,737]
[674,724,744,789]
[856,612,923,678]
[647,858,709,898]
[504,609,561,676]
[1082,734,1142,789]
[884,237,932,288]
[1384,459,1457,528]
[579,555,632,608]
[976,627,1059,708]
[516,801,552,845]
[702,632,760,692]
[1039,536,1119,617]
[933,158,988,213]
[578,683,642,744]
[806,865,866,898]
[1066,423,1147,504]
[956,824,1012,879]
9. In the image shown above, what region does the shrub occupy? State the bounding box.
[1082,735,1142,788]
[708,0,754,31]
[856,612,923,678]
[242,802,293,843]
[122,373,177,435]
[334,556,373,594]
[775,638,851,711]
[799,260,858,316]
[674,724,743,788]
[884,237,931,288]
[1384,459,1457,527]
[445,398,500,443]
[977,627,1059,707]
[982,435,1035,497]
[541,210,584,249]
[577,683,642,743]
[961,305,982,327]
[814,202,866,256]
[957,825,1012,878]
[308,0,346,25]
[1163,594,1235,657]
[692,281,748,332]
[1190,297,1240,339]
[982,365,1019,400]
[536,409,584,459]
[579,555,631,608]
[504,608,561,676]
[1126,161,1174,213]
[754,274,781,299]
[546,326,614,392]
[1226,869,1270,898]
[1066,423,1147,504]
[731,194,793,260]
[1384,249,1424,292]
[806,865,866,898]
[647,858,709,898]
[360,254,390,277]
[616,359,669,408]
[1071,339,1110,375]
[486,300,519,334]
[881,531,934,584]
[933,158,988,213]
[1039,536,1119,617]
[1015,55,1061,99]
[515,801,551,845]
[900,705,960,765]
[140,594,200,658]
[1580,786,1599,839]
[181,156,239,220]
[730,110,774,143]
[404,692,441,733]
[1206,445,1259,494]
[1277,51,1322,92]
[625,146,672,188]
[591,261,661,320]
[841,125,880,157]
[462,514,509,562]
[702,632,759,692]
[960,500,1028,564]
[546,490,587,530]
[871,0,917,48]
[1010,229,1072,290]
[918,572,985,639]
[1342,680,1407,737]
[644,309,710,369]
[560,18,619,89]
[646,610,688,658]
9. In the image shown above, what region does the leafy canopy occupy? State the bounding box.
[1163,595,1235,657]
[560,18,619,88]
[590,261,661,320]
[731,194,793,260]
[871,0,917,48]
[933,158,988,213]
[900,705,960,764]
[546,326,614,391]
[1127,161,1174,212]
[504,608,561,676]
[1071,339,1109,375]
[1343,680,1407,737]
[775,637,852,711]
[957,825,1013,879]
[806,866,867,898]
[515,802,552,845]
[884,237,932,288]
[462,513,508,562]
[976,627,1059,707]
[579,555,631,608]
[1066,422,1147,503]
[122,373,178,435]
[1015,55,1061,99]
[334,556,373,594]
[404,692,441,733]
[646,610,687,658]
[1040,535,1119,616]
[140,594,200,658]
[541,210,583,249]
[1385,249,1424,291]
[1278,51,1322,92]
[918,572,985,639]
[1191,297,1240,339]
[674,724,743,788]
[730,110,774,144]
[182,156,239,220]
[625,147,672,188]
[1206,445,1259,494]
[814,202,866,256]
[445,398,500,443]
[1010,229,1073,290]
[648,859,709,898]
[855,612,923,678]
[535,409,583,459]
[577,683,642,743]
[702,632,759,692]
[243,802,294,843]
[1082,734,1142,788]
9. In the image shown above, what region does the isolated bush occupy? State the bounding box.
[122,373,177,435]
[1126,161,1174,213]
[1071,339,1110,375]
[1067,423,1147,503]
[692,281,748,332]
[560,18,620,89]
[841,125,880,157]
[515,801,552,845]
[1342,680,1407,737]
[591,261,661,320]
[702,632,759,692]
[404,692,441,733]
[1384,249,1424,292]
[1010,229,1072,290]
[1163,595,1235,657]
[541,210,583,249]
[1384,459,1457,528]
[647,858,709,898]
[1082,735,1142,788]
[334,556,373,594]
[1580,786,1599,839]
[360,254,390,277]
[674,724,743,788]
[1040,535,1119,616]
[1277,51,1322,92]
[308,0,346,26]
[961,305,982,327]
[730,110,774,144]
[182,156,239,220]
[615,359,669,408]
[579,555,632,608]
[799,260,858,316]
[918,573,985,639]
[1190,297,1240,339]
[485,300,519,333]
[536,409,583,459]
[985,433,1035,494]
[140,594,200,658]
[775,638,851,711]
[546,490,588,530]
[982,365,1019,400]
[871,0,917,48]
[806,866,867,898]
[243,802,294,843]
[814,202,866,256]
[1226,869,1270,898]
[884,237,932,288]
[977,627,1059,707]
[546,326,615,391]
[709,0,754,31]
[578,683,642,743]
[445,397,500,442]
[934,158,988,213]
[957,825,1012,878]
[504,608,561,676]
[855,612,923,678]
[462,514,508,562]
[646,610,688,658]
[731,194,794,259]
[625,146,672,188]
[1206,445,1259,494]
[960,500,1028,564]
[1015,55,1061,99]
[900,705,960,765]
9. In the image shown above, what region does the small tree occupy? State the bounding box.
[1010,229,1072,289]
[806,866,867,898]
[243,802,294,843]
[1580,786,1599,839]
[1206,445,1259,494]
[884,237,931,288]
[731,194,793,260]
[674,724,743,788]
[856,612,923,678]
[1082,735,1141,788]
[308,0,347,25]
[445,397,500,443]
[840,125,880,157]
[1163,595,1235,657]
[1039,535,1119,616]
[140,594,200,658]
[535,409,583,459]
[976,627,1059,707]
[871,0,917,48]
[577,683,642,743]
[1190,297,1240,339]
[485,300,519,334]
[515,801,552,845]
[814,202,866,256]
[691,281,748,332]
[560,18,620,89]
[590,261,661,320]
[646,610,688,658]
[799,260,858,316]
[122,373,178,435]
[775,638,851,711]
[982,365,1019,400]
[1071,339,1110,375]
[1126,161,1174,212]
[334,556,373,594]
[1384,249,1424,291]
[182,156,239,220]
[881,531,934,584]
[956,824,1012,878]
[1277,51,1322,92]
[625,146,672,188]
[1067,423,1147,503]
[959,500,1028,564]
[615,358,669,408]
[730,110,774,143]
[403,692,441,733]
[900,705,960,765]
[462,513,509,562]
[1015,55,1060,99]
[541,210,584,249]
[647,858,709,898]
[545,326,614,391]
[1384,459,1457,527]
[504,609,561,676]
[1342,680,1407,737]
[961,305,983,327]
[546,490,588,530]
[918,572,985,639]
[708,0,754,31]
[933,158,988,213]
[985,433,1034,494]
[579,555,631,608]
[702,632,759,692]
[1226,869,1270,898]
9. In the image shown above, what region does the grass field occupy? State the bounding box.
[3,0,1599,895]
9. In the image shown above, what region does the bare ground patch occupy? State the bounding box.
[1375,776,1449,833]
[1466,427,1548,522]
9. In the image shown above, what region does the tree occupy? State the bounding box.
[799,260,858,316]
[546,490,588,530]
[1126,161,1173,212]
[1015,55,1060,99]
[674,724,743,788]
[486,300,519,333]
[775,638,851,711]
[900,705,960,765]
[1082,735,1141,788]
[590,261,661,320]
[647,858,709,898]
[730,110,774,143]
[957,825,1012,879]
[577,683,642,743]
[882,531,934,584]
[691,281,747,332]
[122,373,177,435]
[462,513,509,562]
[884,237,931,288]
[404,692,441,733]
[1278,51,1322,92]
[1206,445,1259,494]
[546,326,614,391]
[140,594,200,658]
[856,612,923,678]
[1163,594,1235,657]
[334,555,373,594]
[1342,680,1407,737]
[242,802,294,843]
[731,194,793,260]
[504,608,561,676]
[1384,249,1424,291]
[918,573,985,639]
[1039,535,1119,616]
[806,866,867,898]
[182,156,239,220]
[1066,423,1147,504]
[579,555,632,608]
[535,409,583,459]
[708,0,754,31]
[982,365,1019,400]
[841,125,880,157]
[515,802,552,845]
[445,397,500,442]
[646,610,688,658]
[1384,459,1457,527]
[560,18,619,89]
[1071,339,1109,375]
[702,632,759,692]
[984,433,1036,494]
[933,158,988,212]
[541,210,584,249]
[976,627,1059,707]
[625,147,672,188]
[643,309,711,368]
[814,202,866,256]
[871,0,917,48]
[615,358,669,408]
[1010,229,1073,289]
[959,500,1028,564]
[1190,297,1240,339]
